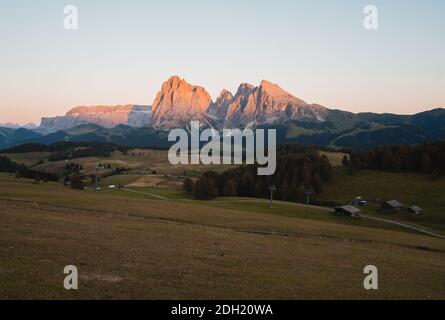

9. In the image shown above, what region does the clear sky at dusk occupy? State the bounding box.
[0,0,444,124]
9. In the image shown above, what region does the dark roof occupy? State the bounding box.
[335,205,361,214]
[409,205,422,212]
[385,200,403,208]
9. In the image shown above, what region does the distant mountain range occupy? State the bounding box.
[38,105,152,135]
[1,76,444,150]
[0,122,37,130]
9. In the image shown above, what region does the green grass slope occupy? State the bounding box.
[318,167,445,232]
[1,174,444,299]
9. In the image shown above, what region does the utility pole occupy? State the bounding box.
[95,166,98,192]
[305,188,313,205]
[269,185,276,209]
[94,164,101,192]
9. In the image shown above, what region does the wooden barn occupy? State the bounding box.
[381,200,403,213]
[407,205,422,215]
[334,205,361,218]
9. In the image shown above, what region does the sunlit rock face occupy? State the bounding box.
[207,89,234,127]
[222,80,328,129]
[37,76,330,134]
[150,76,328,131]
[39,105,151,134]
[151,76,213,129]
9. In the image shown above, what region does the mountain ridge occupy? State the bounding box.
[1,76,443,150]
[38,104,152,134]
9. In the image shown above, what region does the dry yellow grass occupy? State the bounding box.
[1,174,444,299]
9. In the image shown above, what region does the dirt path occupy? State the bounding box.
[361,215,445,239]
[210,198,445,239]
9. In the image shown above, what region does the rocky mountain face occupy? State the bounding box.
[207,89,234,127]
[38,105,152,134]
[151,76,213,129]
[128,105,153,128]
[14,75,441,151]
[220,80,327,129]
[150,76,332,130]
[36,76,340,133]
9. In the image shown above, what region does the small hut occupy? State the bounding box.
[334,205,361,218]
[380,200,403,213]
[407,205,422,215]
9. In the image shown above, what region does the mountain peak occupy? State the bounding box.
[234,83,255,98]
[218,89,233,100]
[259,80,308,107]
[162,75,186,90]
[151,76,212,128]
[260,79,275,87]
[260,80,294,98]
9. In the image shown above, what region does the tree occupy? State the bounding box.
[296,185,306,203]
[342,154,350,167]
[254,181,264,197]
[288,184,298,201]
[320,157,333,181]
[183,177,194,194]
[70,175,85,190]
[350,154,362,172]
[279,180,290,201]
[343,141,445,175]
[193,177,218,200]
[194,144,334,202]
[421,153,431,173]
[224,179,237,197]
[391,154,403,172]
[312,174,323,193]
[304,172,312,190]
[202,171,222,195]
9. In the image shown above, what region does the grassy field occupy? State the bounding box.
[5,148,444,232]
[318,167,445,232]
[5,148,235,184]
[2,152,52,167]
[2,149,445,299]
[1,173,444,299]
[320,150,346,167]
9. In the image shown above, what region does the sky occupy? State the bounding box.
[0,0,444,124]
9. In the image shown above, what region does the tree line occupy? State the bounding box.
[0,155,58,182]
[344,141,445,178]
[184,144,333,201]
[1,141,129,161]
